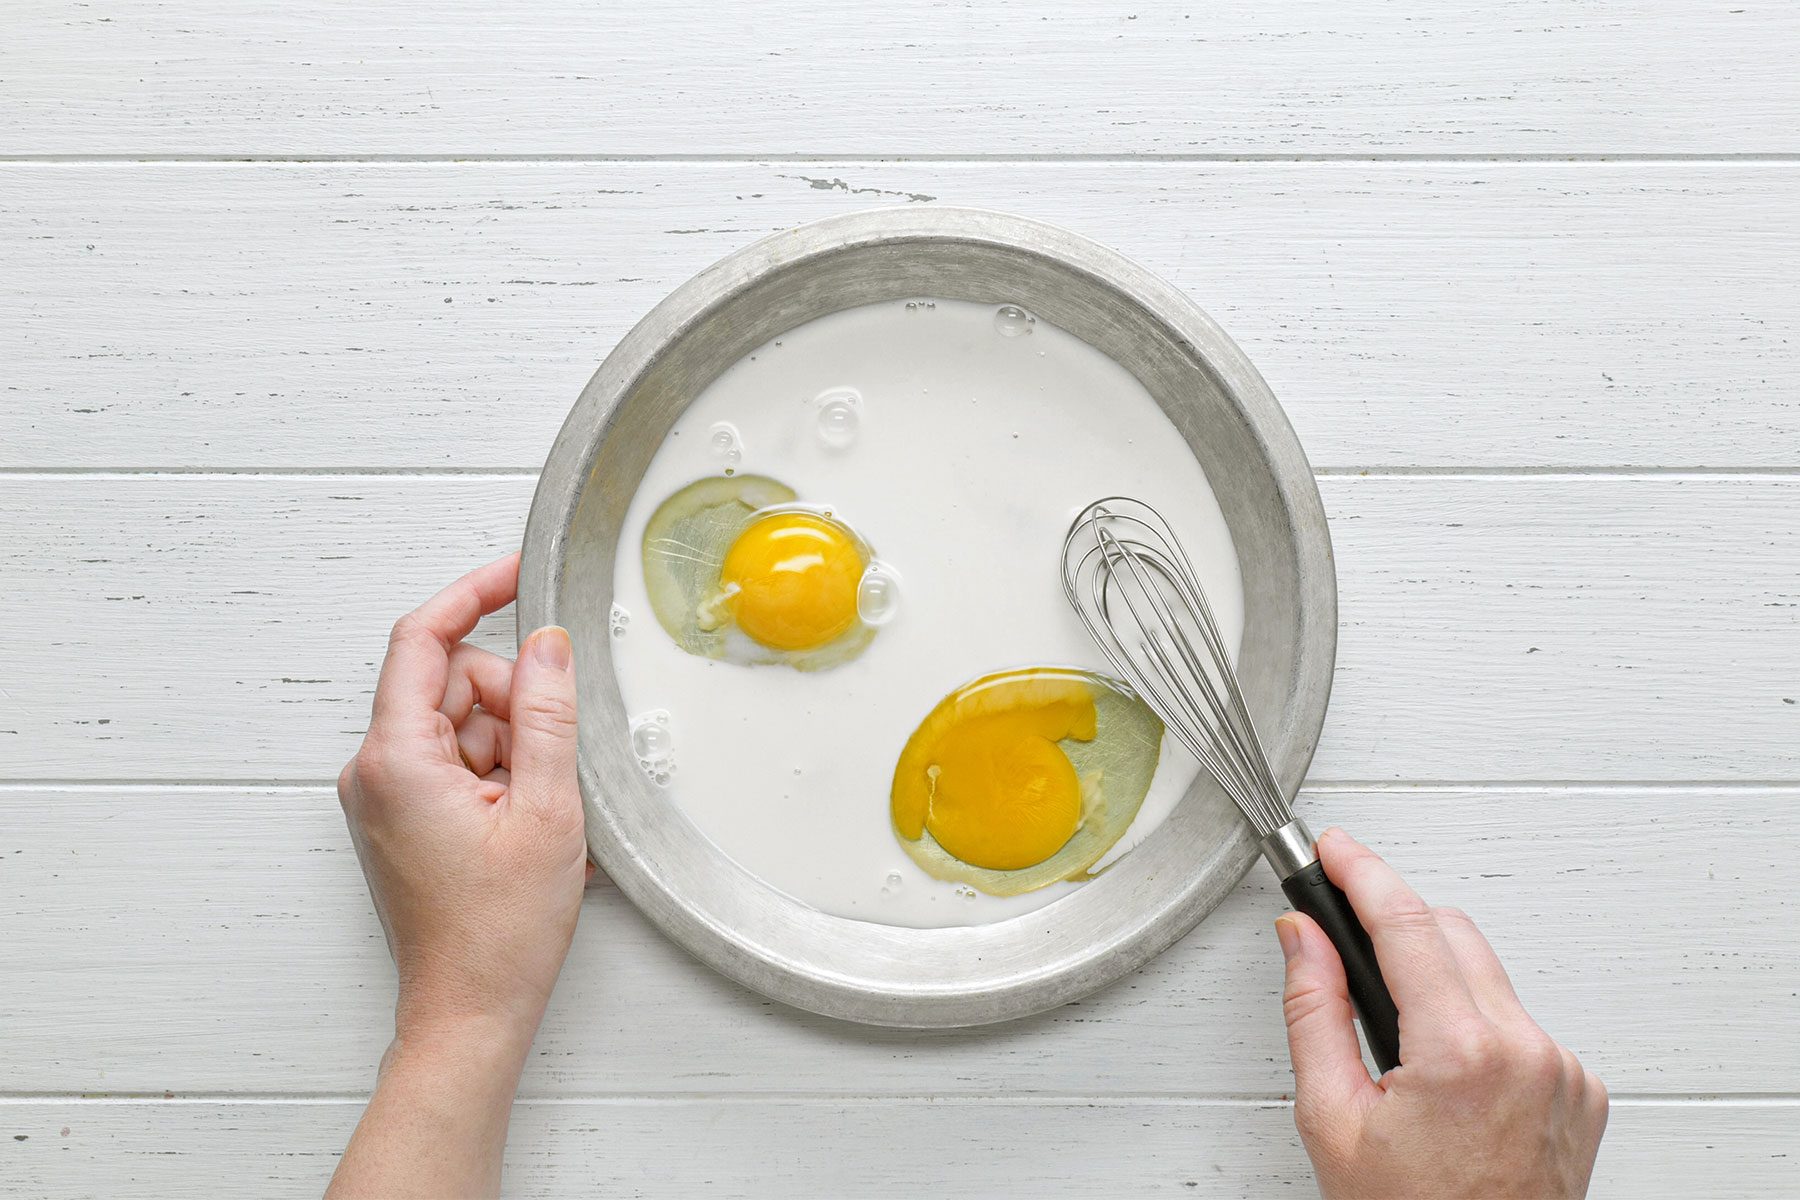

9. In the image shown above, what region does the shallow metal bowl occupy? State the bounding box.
[518,207,1335,1027]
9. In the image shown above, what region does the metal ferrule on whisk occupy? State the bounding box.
[1258,817,1318,879]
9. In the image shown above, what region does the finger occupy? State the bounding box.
[371,553,520,727]
[506,626,581,824]
[1316,828,1482,1036]
[1278,913,1379,1121]
[440,643,514,725]
[1433,906,1537,1032]
[1584,1069,1611,1130]
[473,765,509,805]
[456,710,512,777]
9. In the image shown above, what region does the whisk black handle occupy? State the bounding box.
[1280,861,1403,1074]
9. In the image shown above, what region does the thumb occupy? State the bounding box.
[1278,913,1377,1124]
[507,626,580,820]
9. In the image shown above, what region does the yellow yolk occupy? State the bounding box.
[891,672,1098,871]
[718,512,865,652]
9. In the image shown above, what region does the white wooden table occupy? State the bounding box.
[3,4,1797,1196]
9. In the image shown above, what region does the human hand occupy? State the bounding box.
[328,553,589,1198]
[1278,828,1607,1200]
[337,552,589,1052]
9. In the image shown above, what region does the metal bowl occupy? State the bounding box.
[518,207,1335,1027]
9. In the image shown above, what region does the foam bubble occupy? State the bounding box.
[708,421,743,467]
[857,561,902,626]
[994,304,1036,337]
[815,388,862,450]
[629,710,675,785]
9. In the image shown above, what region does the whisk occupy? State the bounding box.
[1062,497,1401,1073]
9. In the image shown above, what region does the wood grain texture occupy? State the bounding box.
[1,782,1791,1097]
[4,2,1797,156]
[2,474,1794,782]
[4,161,1797,469]
[3,1098,1795,1199]
[6,1,1796,1191]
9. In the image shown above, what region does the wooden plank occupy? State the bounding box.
[2,1097,1794,1199]
[1321,474,1800,781]
[1,475,1794,782]
[1,784,1791,1096]
[3,2,1796,156]
[4,162,1798,469]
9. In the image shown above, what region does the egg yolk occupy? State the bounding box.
[717,512,865,652]
[891,672,1098,871]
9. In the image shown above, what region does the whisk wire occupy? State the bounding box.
[1071,541,1259,818]
[1093,535,1258,815]
[1062,495,1407,1075]
[1063,499,1288,836]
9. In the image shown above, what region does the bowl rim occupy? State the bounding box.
[519,205,1336,1027]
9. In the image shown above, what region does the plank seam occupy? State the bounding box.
[5,780,1800,793]
[0,1093,1793,1107]
[1,468,1797,480]
[3,153,1800,164]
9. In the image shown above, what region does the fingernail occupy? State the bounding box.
[1319,826,1347,845]
[1275,915,1302,963]
[531,626,572,671]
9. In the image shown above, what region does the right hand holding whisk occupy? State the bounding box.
[1278,828,1609,1200]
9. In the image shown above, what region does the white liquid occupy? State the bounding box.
[610,299,1243,927]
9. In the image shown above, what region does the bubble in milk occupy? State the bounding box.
[632,721,671,761]
[609,603,631,638]
[629,710,675,784]
[994,304,1036,337]
[708,421,743,467]
[814,388,862,450]
[856,561,902,626]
